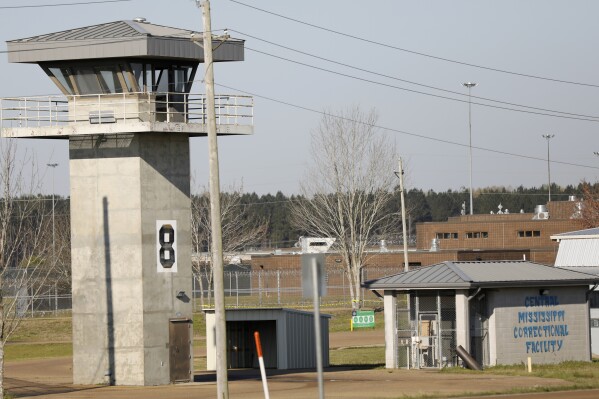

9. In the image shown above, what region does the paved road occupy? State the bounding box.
[5,330,596,399]
[6,357,574,399]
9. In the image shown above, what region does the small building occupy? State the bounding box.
[551,227,599,356]
[363,261,599,369]
[205,308,330,370]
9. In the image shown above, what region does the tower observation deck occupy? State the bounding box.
[1,19,253,138]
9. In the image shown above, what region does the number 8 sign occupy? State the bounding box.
[156,220,177,273]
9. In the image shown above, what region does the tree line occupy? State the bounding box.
[226,182,594,249]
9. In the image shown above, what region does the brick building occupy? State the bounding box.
[244,200,583,272]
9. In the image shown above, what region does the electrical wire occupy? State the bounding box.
[228,0,599,89]
[243,46,599,123]
[0,0,131,9]
[231,29,599,121]
[212,82,599,171]
[4,22,596,121]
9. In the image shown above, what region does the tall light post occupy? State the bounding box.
[47,163,58,262]
[463,82,477,215]
[542,134,555,202]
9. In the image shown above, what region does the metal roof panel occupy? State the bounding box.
[7,20,244,63]
[364,260,599,290]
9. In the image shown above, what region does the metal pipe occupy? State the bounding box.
[456,345,482,371]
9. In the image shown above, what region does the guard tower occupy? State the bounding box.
[2,19,252,385]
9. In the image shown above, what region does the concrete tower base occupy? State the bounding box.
[70,133,193,385]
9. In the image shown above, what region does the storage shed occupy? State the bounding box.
[364,261,599,369]
[551,227,599,356]
[205,308,330,370]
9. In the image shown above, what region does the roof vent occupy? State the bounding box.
[133,17,147,23]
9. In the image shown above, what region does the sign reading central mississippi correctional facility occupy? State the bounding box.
[156,220,177,273]
[513,295,568,354]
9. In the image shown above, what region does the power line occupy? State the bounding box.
[4,25,595,121]
[213,82,599,171]
[243,46,599,123]
[228,0,599,89]
[232,29,599,121]
[0,0,131,9]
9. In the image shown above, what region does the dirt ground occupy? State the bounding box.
[3,330,594,399]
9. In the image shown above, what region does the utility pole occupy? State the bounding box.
[395,158,409,272]
[47,163,58,263]
[198,1,228,397]
[542,134,555,202]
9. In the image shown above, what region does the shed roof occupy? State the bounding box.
[363,260,599,290]
[550,227,599,267]
[7,19,244,63]
[551,227,599,240]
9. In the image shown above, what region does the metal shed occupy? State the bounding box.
[552,228,599,356]
[364,261,599,369]
[205,308,330,370]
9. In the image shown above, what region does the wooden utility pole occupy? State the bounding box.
[199,1,229,397]
[398,158,409,272]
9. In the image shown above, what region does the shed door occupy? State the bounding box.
[227,320,277,369]
[169,319,192,382]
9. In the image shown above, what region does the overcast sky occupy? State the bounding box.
[1,0,599,197]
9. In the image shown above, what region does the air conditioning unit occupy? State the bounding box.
[533,212,549,220]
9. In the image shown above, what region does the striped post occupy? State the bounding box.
[254,331,270,399]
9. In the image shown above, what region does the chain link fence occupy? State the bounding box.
[193,266,400,310]
[5,266,402,317]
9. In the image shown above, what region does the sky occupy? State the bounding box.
[1,0,599,197]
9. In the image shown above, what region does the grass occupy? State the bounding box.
[8,317,72,343]
[330,346,385,367]
[440,360,599,393]
[4,342,72,361]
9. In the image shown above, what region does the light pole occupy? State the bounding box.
[47,163,58,263]
[542,134,555,202]
[463,82,477,215]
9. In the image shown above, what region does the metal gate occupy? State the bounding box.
[396,291,457,369]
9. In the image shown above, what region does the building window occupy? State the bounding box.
[436,232,458,240]
[591,319,599,328]
[590,292,599,309]
[466,232,488,239]
[517,230,541,238]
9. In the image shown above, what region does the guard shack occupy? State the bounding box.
[1,19,252,385]
[205,308,330,370]
[364,261,599,369]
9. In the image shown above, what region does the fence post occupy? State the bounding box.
[258,271,263,306]
[235,272,239,308]
[277,271,281,305]
[192,274,196,312]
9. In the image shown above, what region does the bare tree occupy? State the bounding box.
[291,107,397,310]
[580,181,599,228]
[191,184,268,308]
[0,139,58,397]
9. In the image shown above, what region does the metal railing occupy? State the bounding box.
[0,92,253,128]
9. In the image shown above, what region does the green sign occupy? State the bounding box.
[351,310,375,330]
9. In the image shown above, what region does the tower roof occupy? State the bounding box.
[7,19,243,63]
